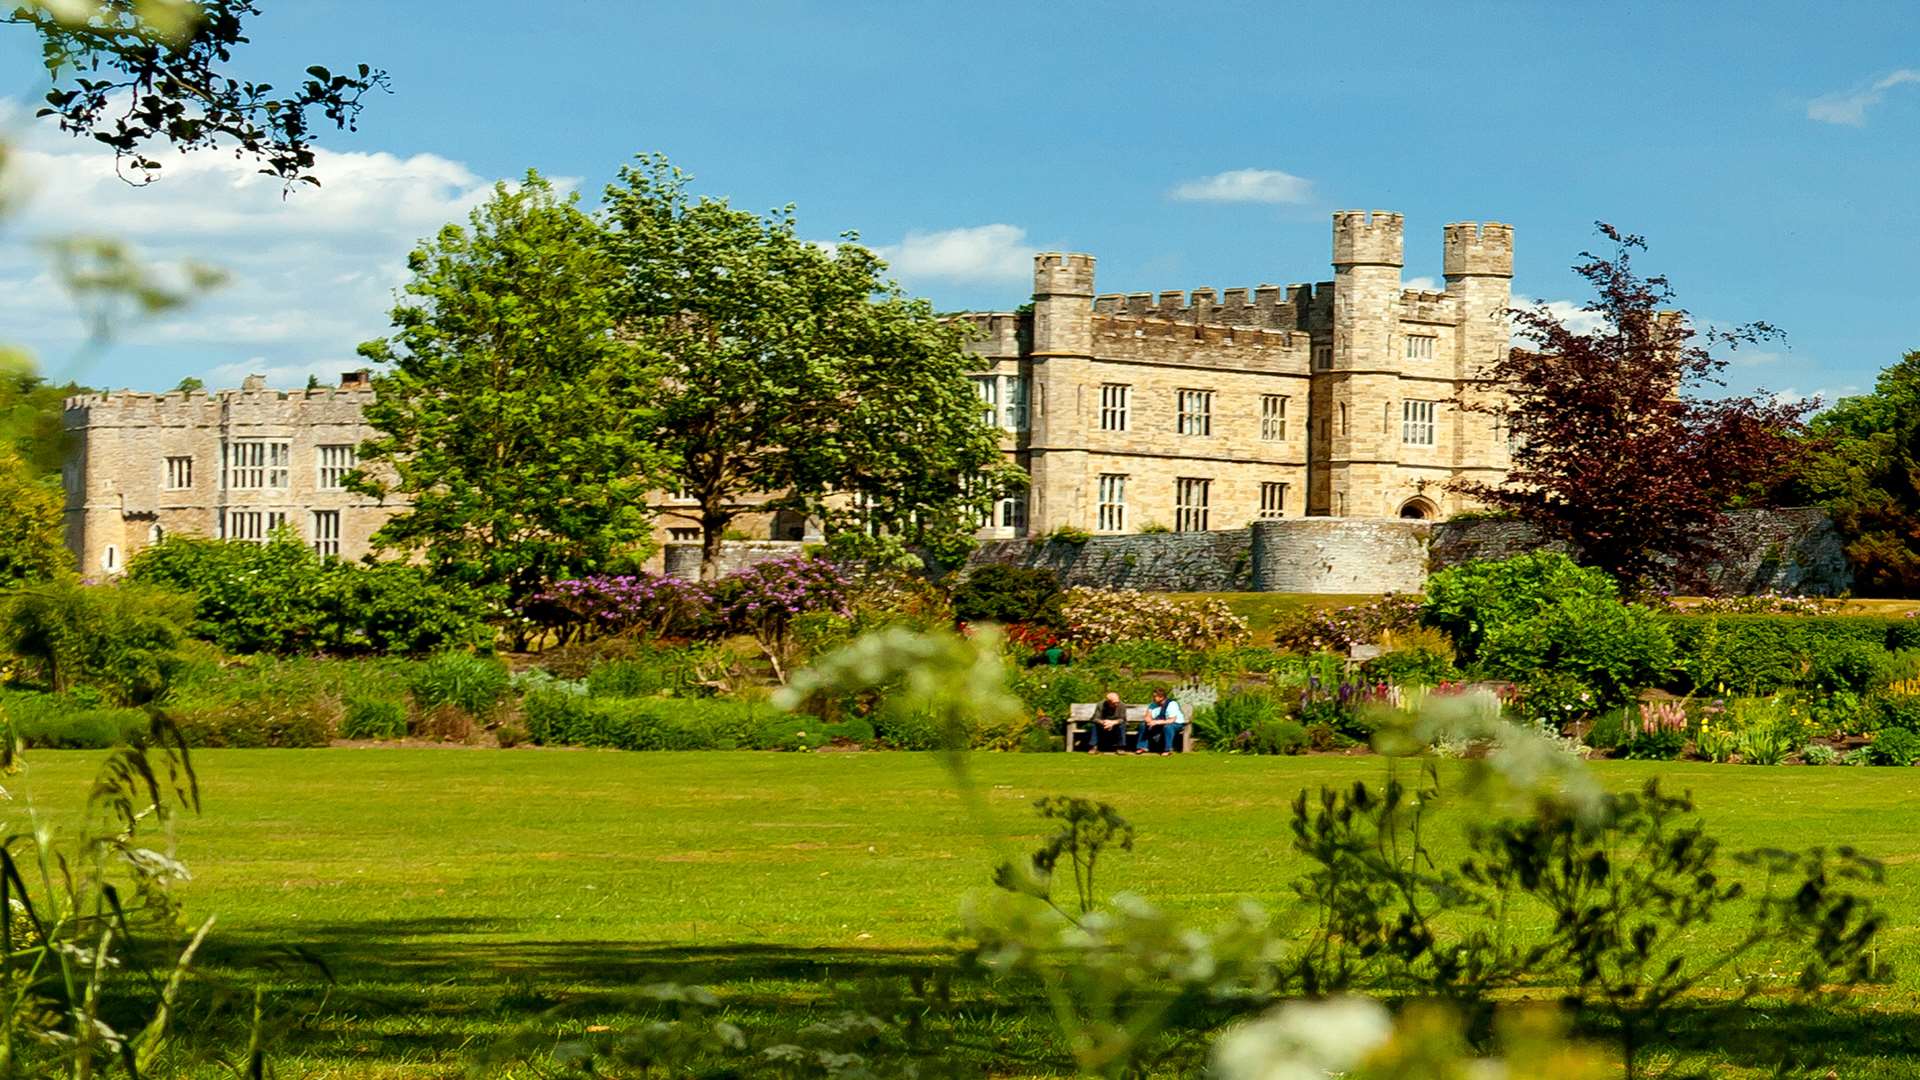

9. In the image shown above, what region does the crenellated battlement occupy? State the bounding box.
[65,377,378,429]
[1088,313,1311,371]
[1092,282,1310,331]
[956,312,1029,357]
[1033,252,1096,297]
[1332,209,1405,267]
[1442,221,1514,278]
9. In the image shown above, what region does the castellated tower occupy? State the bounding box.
[954,209,1516,538]
[1443,222,1515,492]
[1315,211,1404,516]
[1026,253,1096,529]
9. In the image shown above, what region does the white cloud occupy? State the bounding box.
[874,224,1032,284]
[1403,276,1439,292]
[1510,295,1609,340]
[1773,386,1855,408]
[0,99,510,389]
[1807,69,1920,125]
[1169,168,1313,204]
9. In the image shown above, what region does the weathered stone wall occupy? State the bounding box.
[1250,518,1429,593]
[661,540,805,581]
[1425,508,1853,596]
[969,529,1254,591]
[969,508,1854,597]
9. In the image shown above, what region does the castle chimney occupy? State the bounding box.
[340,369,371,389]
[241,374,267,391]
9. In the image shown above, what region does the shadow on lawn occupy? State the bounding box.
[180,916,1056,1071]
[171,917,1920,1076]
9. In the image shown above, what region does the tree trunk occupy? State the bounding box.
[699,503,731,582]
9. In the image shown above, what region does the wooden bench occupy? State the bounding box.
[1065,703,1193,753]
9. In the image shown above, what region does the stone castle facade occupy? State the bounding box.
[61,210,1512,573]
[963,210,1514,538]
[61,373,396,573]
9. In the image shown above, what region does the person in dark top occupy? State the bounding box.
[1090,691,1129,754]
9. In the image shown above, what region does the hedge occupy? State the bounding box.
[1662,614,1920,694]
[523,693,770,751]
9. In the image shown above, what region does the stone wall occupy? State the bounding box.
[966,508,1854,597]
[661,540,805,581]
[969,529,1254,591]
[1425,508,1853,596]
[1249,518,1428,594]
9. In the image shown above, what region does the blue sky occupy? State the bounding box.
[4,0,1916,402]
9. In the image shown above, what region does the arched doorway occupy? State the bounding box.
[1398,498,1436,520]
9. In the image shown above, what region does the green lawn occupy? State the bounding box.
[19,749,1920,1076]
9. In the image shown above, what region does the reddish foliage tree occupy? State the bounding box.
[1453,224,1812,590]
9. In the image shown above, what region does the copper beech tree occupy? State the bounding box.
[1453,225,1811,590]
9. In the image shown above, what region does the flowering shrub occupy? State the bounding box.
[533,572,709,641]
[1271,595,1421,653]
[1622,699,1687,760]
[1684,592,1844,616]
[1059,588,1248,650]
[703,556,852,682]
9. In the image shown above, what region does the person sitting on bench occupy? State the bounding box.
[1089,691,1129,754]
[1140,687,1186,755]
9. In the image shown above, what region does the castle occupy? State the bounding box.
[961,210,1513,538]
[61,210,1513,574]
[61,372,396,572]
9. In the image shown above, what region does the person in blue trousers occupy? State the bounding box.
[1140,687,1186,755]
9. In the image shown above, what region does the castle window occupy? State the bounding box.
[317,444,357,490]
[1003,376,1029,432]
[164,456,193,490]
[147,524,164,544]
[1096,474,1127,532]
[997,494,1027,531]
[1176,390,1213,437]
[1099,383,1130,431]
[1312,344,1333,371]
[1174,477,1211,532]
[667,527,701,543]
[972,374,1030,432]
[1402,400,1437,446]
[1260,395,1288,441]
[101,545,118,572]
[63,463,78,494]
[1339,403,1349,436]
[219,509,287,543]
[1335,491,1349,516]
[311,510,341,557]
[223,440,289,490]
[1405,335,1437,361]
[973,375,999,428]
[1259,482,1289,519]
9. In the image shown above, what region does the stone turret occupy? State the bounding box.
[1442,221,1514,279]
[1331,210,1405,268]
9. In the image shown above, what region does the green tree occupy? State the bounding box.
[601,156,1018,579]
[0,448,69,585]
[9,0,388,187]
[1787,350,1920,595]
[0,353,89,478]
[354,173,666,633]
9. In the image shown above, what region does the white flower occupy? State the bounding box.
[1211,996,1393,1080]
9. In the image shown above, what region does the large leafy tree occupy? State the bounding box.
[353,173,667,632]
[602,156,1017,579]
[8,0,387,187]
[1784,351,1920,595]
[0,448,69,586]
[0,352,89,478]
[1454,225,1810,589]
